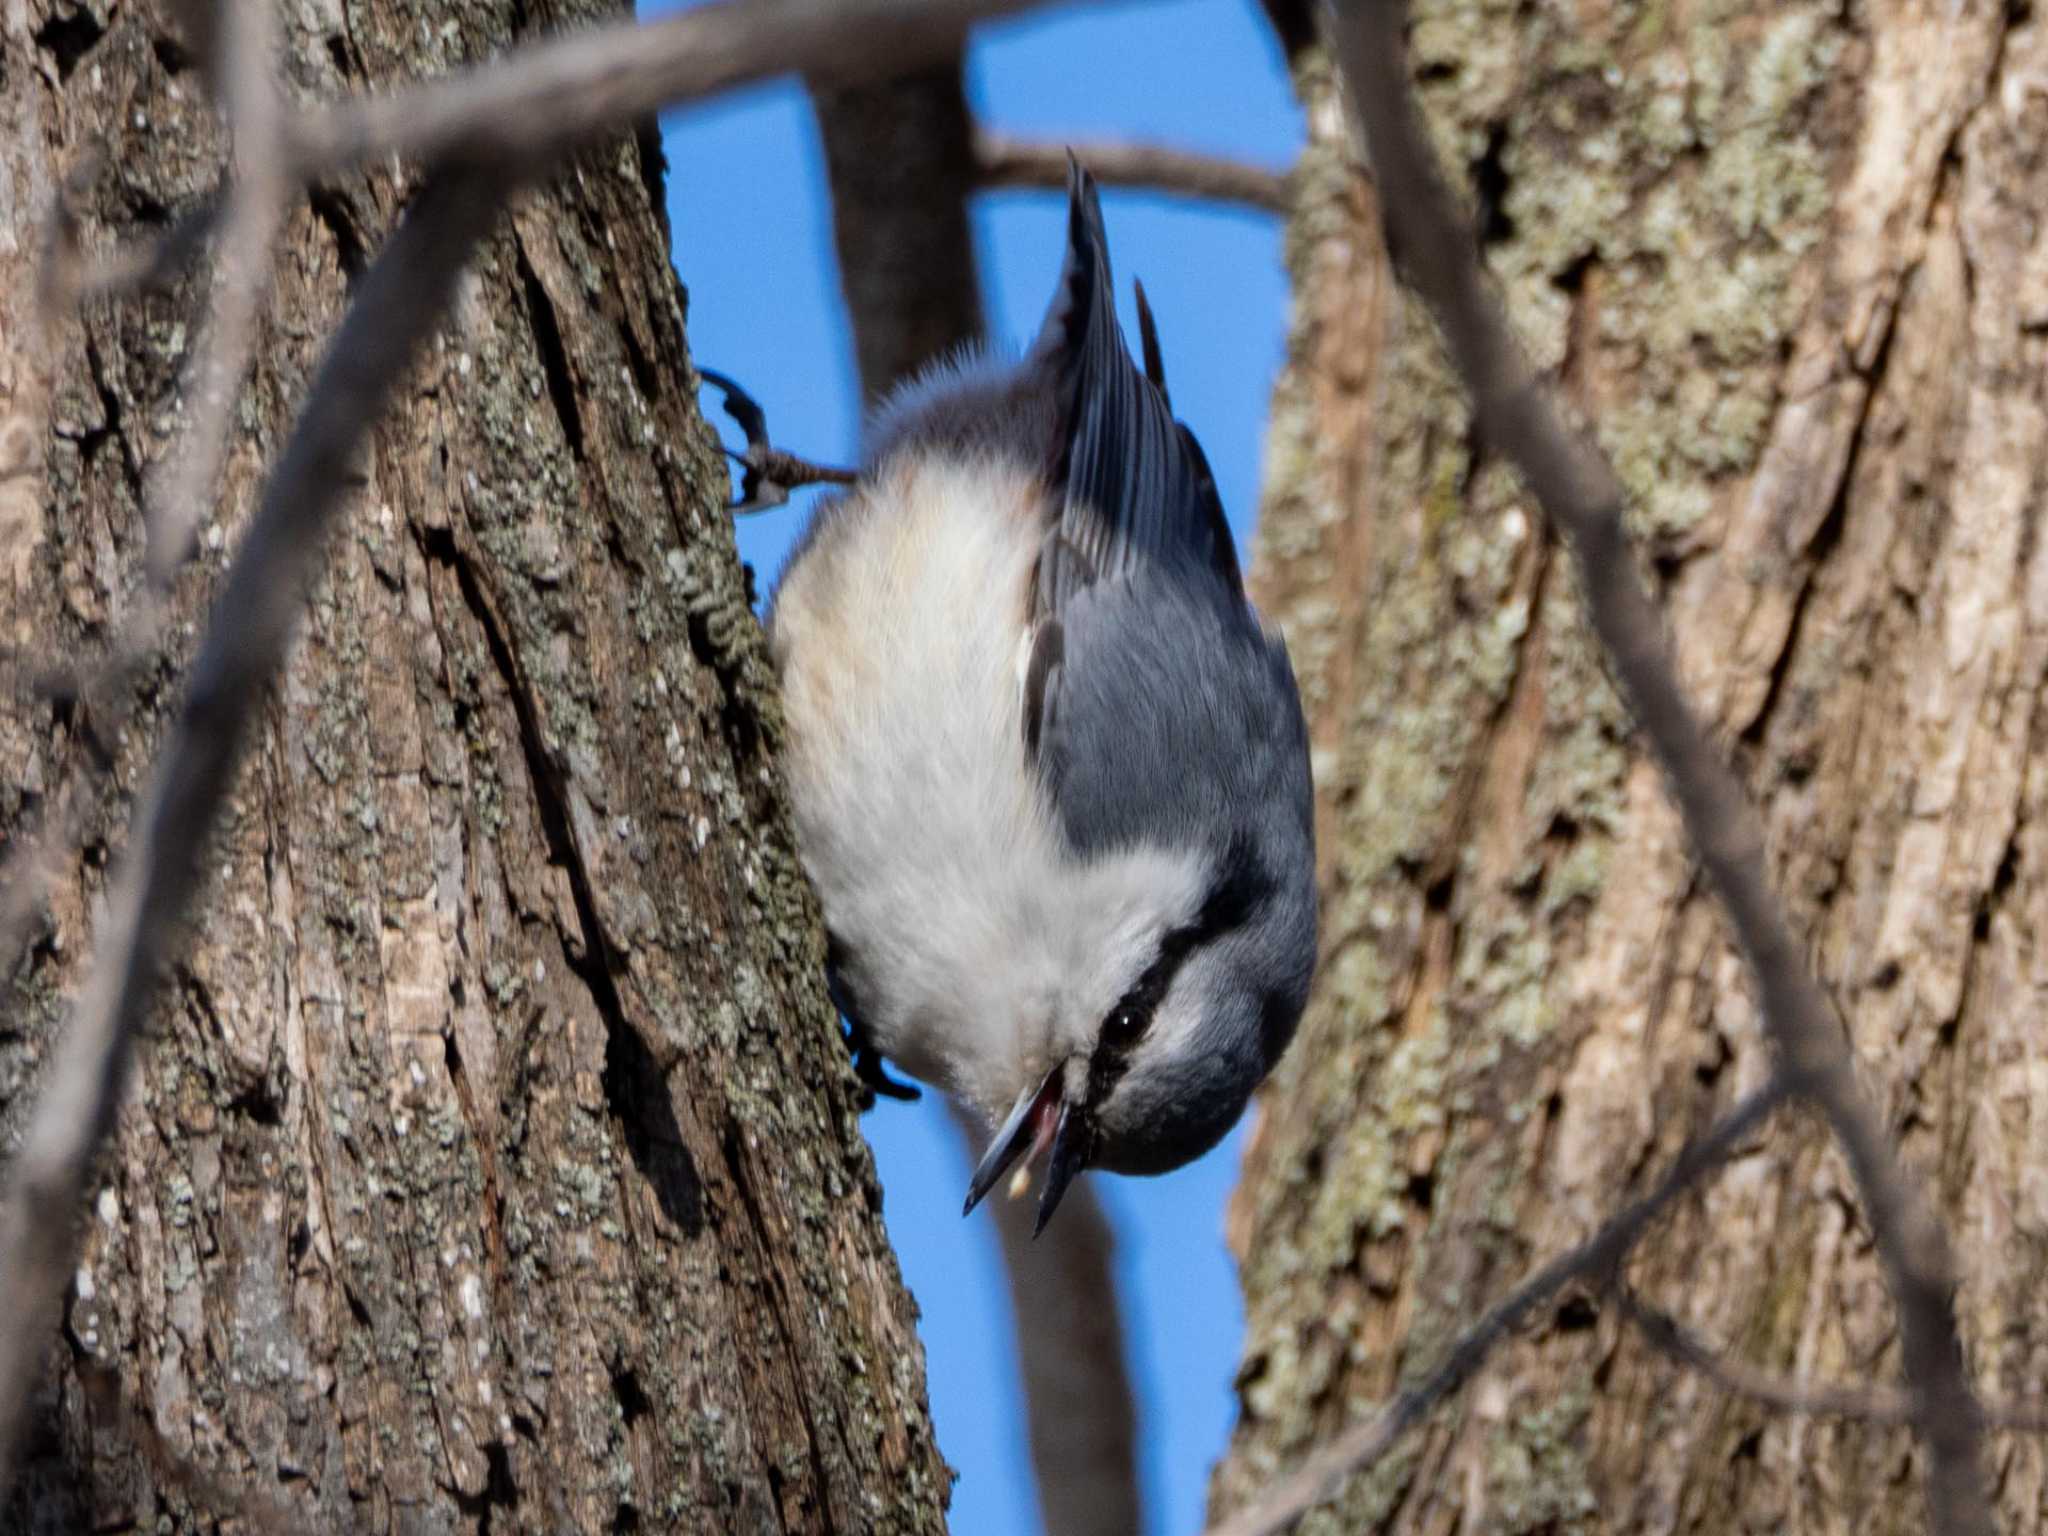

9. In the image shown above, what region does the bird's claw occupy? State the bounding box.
[851,1041,923,1107]
[699,368,859,515]
[828,952,922,1110]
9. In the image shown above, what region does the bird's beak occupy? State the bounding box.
[1033,1098,1089,1238]
[963,1063,1090,1235]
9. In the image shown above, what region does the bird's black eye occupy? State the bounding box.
[1102,1006,1147,1051]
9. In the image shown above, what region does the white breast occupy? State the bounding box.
[770,454,1204,1123]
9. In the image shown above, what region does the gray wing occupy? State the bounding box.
[1021,163,1248,772]
[1039,571,1312,858]
[1022,165,1306,864]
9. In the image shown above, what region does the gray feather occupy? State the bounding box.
[1031,162,1240,613]
[1025,167,1304,871]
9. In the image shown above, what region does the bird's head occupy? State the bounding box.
[963,830,1315,1234]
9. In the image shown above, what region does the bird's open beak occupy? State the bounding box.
[962,1064,1091,1236]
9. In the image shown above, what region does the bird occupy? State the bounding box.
[764,161,1317,1235]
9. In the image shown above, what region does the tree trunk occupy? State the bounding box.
[1215,4,2048,1533]
[0,3,947,1531]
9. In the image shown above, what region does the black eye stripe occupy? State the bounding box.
[1086,837,1273,1105]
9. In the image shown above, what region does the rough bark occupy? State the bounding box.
[0,3,947,1531]
[1215,4,2048,1533]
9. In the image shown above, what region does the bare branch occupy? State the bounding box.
[0,169,505,1483]
[1615,1287,2048,1434]
[1328,1,1991,1529]
[953,1105,1144,1536]
[4,0,287,1050]
[145,0,290,586]
[1202,1080,1791,1536]
[973,131,1290,213]
[287,0,1046,185]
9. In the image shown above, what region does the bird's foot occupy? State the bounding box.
[699,369,859,515]
[850,1037,922,1108]
[838,1007,920,1110]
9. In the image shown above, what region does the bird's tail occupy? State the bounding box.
[1031,157,1240,597]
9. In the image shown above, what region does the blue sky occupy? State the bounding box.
[652,4,1304,1530]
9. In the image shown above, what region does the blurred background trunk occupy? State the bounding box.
[1215,2,2048,1532]
[0,2,948,1530]
[810,69,1146,1536]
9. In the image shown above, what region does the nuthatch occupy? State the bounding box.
[765,163,1316,1234]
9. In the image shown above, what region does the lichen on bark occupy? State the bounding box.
[0,2,948,1530]
[1217,0,2048,1531]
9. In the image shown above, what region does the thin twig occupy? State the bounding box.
[1202,1080,1792,1536]
[287,0,1045,183]
[1328,2,1991,1530]
[1614,1285,1917,1426]
[57,0,1074,316]
[146,0,290,586]
[46,0,1061,319]
[0,169,506,1484]
[39,197,224,312]
[1614,1286,2048,1434]
[3,1,287,1033]
[973,131,1290,212]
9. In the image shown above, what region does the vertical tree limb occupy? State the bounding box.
[812,66,985,405]
[950,1104,1145,1536]
[1327,1,1990,1531]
